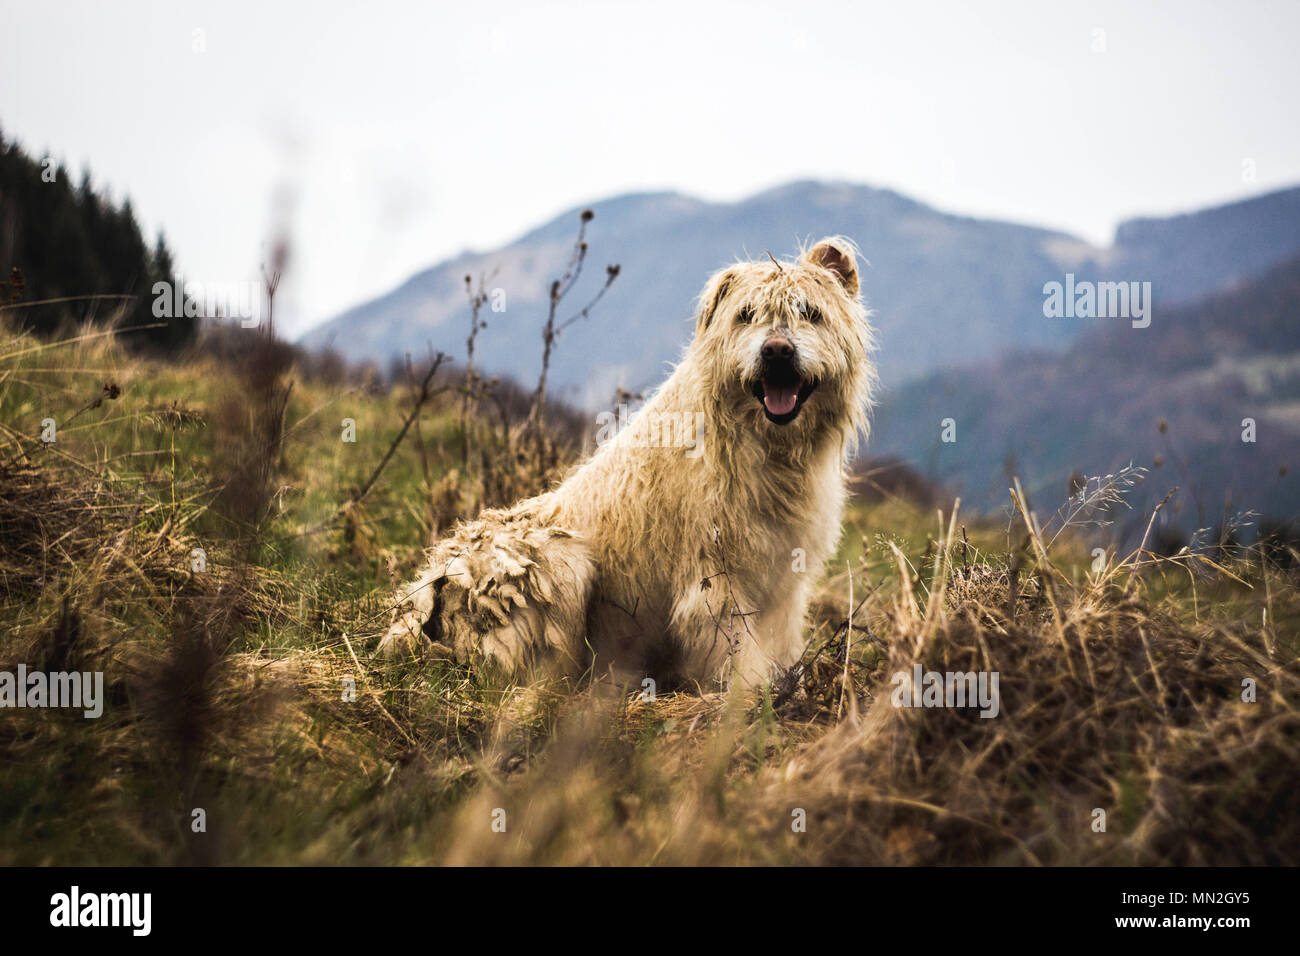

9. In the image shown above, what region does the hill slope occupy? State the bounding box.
[3,320,1296,867]
[870,254,1300,532]
[302,181,1300,408]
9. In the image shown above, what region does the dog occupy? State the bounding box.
[379,237,875,689]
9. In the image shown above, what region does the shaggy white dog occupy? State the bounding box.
[380,237,875,689]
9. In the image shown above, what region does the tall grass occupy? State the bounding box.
[1,287,1297,865]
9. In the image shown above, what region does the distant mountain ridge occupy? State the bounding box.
[302,180,1300,412]
[870,254,1300,531]
[1111,187,1300,301]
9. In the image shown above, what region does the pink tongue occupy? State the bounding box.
[764,384,798,416]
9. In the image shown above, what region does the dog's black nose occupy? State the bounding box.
[761,335,794,360]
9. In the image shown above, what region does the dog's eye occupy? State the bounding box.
[801,305,824,324]
[735,306,755,325]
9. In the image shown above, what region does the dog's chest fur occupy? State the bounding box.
[549,370,849,680]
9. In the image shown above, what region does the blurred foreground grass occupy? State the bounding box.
[1,323,1297,865]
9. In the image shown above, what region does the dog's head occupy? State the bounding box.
[690,237,874,446]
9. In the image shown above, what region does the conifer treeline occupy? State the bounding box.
[0,131,194,351]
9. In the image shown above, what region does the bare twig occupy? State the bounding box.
[309,352,449,533]
[526,209,620,453]
[556,263,620,333]
[461,269,498,467]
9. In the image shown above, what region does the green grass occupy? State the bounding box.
[1,322,1297,865]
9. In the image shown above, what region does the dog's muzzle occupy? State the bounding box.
[752,335,817,425]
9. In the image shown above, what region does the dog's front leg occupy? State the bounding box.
[667,574,773,687]
[378,563,445,659]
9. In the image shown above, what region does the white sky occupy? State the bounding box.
[3,0,1298,338]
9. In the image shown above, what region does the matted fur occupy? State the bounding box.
[380,237,876,688]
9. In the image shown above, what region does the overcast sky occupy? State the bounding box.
[3,0,1298,338]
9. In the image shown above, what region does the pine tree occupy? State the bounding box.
[0,131,194,352]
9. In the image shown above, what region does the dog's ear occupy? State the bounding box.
[695,268,736,335]
[804,238,859,297]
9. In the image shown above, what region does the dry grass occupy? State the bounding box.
[1,312,1297,867]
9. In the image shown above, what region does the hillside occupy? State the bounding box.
[302,181,1300,408]
[870,254,1300,533]
[2,318,1297,866]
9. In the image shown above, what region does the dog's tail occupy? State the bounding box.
[378,507,596,680]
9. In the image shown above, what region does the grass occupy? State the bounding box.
[1,318,1297,866]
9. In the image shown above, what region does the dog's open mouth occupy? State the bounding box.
[752,365,818,425]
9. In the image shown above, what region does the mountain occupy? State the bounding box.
[870,254,1300,533]
[1110,187,1300,303]
[305,182,1085,404]
[302,181,1300,409]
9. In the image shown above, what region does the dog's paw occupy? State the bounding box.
[376,614,421,658]
[376,608,456,660]
[376,566,447,659]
